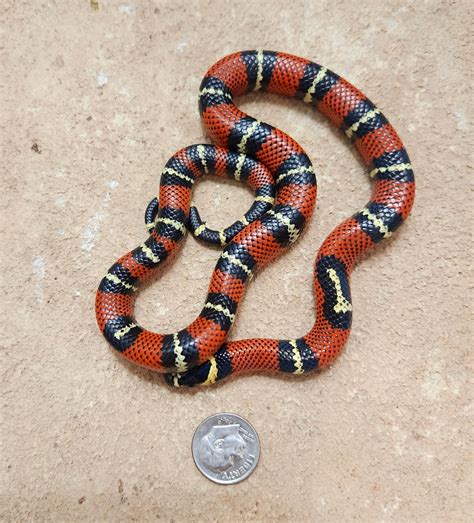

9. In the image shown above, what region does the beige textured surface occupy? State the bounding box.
[1,0,472,521]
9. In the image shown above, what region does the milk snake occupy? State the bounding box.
[95,51,415,387]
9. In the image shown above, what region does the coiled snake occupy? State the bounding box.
[95,51,415,387]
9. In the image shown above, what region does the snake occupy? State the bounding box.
[95,51,415,387]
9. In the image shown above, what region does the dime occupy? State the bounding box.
[192,413,260,484]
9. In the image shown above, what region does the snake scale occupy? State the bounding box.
[95,51,415,387]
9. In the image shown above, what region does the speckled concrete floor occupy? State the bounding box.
[1,0,472,521]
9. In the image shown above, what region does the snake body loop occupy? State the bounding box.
[95,51,415,387]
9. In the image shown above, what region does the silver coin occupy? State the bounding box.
[192,412,260,484]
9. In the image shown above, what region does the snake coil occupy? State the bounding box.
[95,51,415,387]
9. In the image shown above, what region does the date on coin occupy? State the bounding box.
[192,413,260,484]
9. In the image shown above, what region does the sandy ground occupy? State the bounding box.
[1,0,472,521]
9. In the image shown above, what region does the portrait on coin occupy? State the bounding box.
[198,424,246,472]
